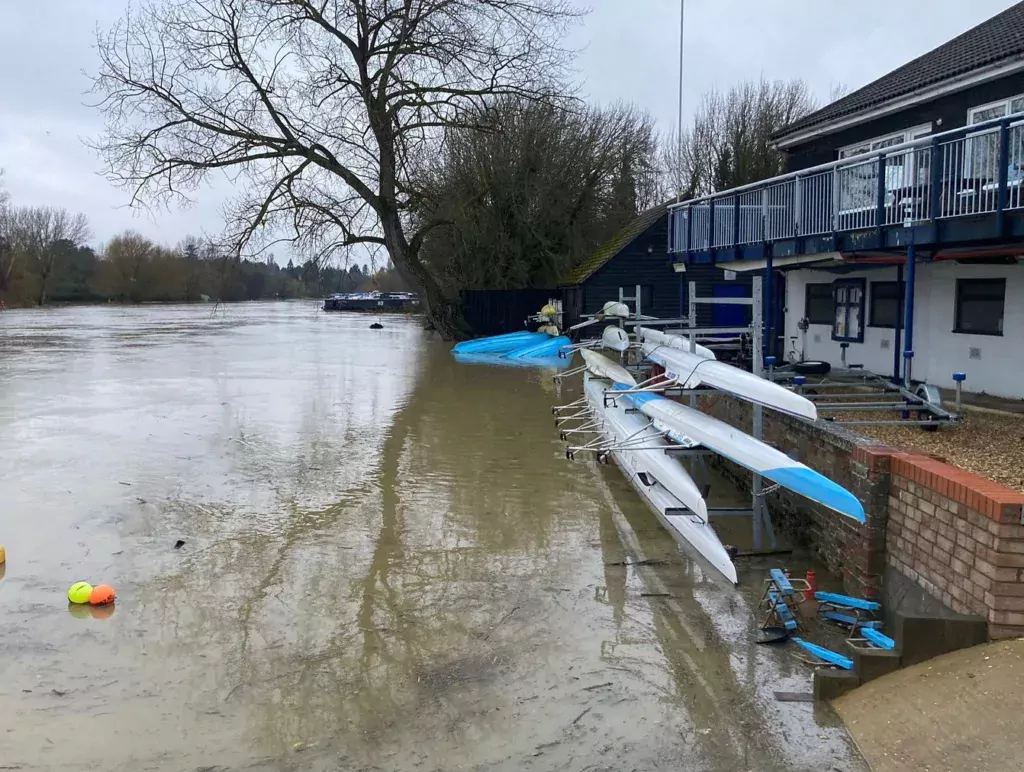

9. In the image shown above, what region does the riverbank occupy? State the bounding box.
[835,638,1024,771]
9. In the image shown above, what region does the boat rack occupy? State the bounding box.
[554,280,782,555]
[767,364,965,429]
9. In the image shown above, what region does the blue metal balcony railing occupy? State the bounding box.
[668,112,1024,259]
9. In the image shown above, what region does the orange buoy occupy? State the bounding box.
[89,584,116,606]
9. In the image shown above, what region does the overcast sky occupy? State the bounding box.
[0,0,1018,254]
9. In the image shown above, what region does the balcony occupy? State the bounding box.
[668,113,1024,264]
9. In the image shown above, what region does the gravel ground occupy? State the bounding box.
[838,408,1024,493]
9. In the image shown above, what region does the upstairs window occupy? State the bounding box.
[954,278,1005,336]
[967,95,1024,183]
[804,283,834,325]
[837,125,932,217]
[832,279,865,343]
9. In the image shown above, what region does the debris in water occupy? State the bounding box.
[571,706,592,725]
[370,322,384,330]
[640,592,672,598]
[580,681,613,692]
[773,691,814,703]
[174,539,186,550]
[604,559,667,567]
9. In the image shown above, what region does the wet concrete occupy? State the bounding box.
[0,303,866,771]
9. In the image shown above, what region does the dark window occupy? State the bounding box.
[620,285,654,314]
[805,283,833,325]
[954,278,1005,335]
[832,279,865,343]
[869,281,905,328]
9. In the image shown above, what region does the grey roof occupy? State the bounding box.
[777,1,1024,140]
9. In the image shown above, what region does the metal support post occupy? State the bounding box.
[902,231,916,386]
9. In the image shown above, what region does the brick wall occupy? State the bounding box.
[697,393,885,598]
[887,454,1024,639]
[696,393,1024,638]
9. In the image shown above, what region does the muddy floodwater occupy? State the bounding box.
[0,303,865,771]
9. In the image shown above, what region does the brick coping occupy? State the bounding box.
[855,444,1024,523]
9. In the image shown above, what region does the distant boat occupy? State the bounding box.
[323,291,420,312]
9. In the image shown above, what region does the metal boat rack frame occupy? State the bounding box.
[767,364,965,429]
[553,279,781,553]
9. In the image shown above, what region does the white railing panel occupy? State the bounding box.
[765,180,795,240]
[799,171,833,236]
[737,190,763,244]
[712,196,736,248]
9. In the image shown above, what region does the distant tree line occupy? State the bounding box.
[0,197,406,307]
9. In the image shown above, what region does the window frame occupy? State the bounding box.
[868,280,906,329]
[965,95,1024,181]
[953,278,1006,337]
[804,282,834,326]
[831,278,866,343]
[836,124,933,215]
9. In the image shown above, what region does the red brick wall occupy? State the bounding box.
[699,394,1024,637]
[887,453,1024,639]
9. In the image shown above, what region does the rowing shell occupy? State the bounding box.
[638,326,717,360]
[640,341,818,421]
[580,349,636,386]
[585,376,737,584]
[614,385,864,523]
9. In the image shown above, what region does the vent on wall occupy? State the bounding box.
[880,338,890,350]
[813,334,822,343]
[969,347,982,360]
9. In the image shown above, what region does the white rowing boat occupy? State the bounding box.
[640,341,818,421]
[585,375,738,583]
[613,385,864,523]
[638,326,717,360]
[580,349,636,386]
[601,325,631,352]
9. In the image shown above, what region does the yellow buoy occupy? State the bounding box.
[68,581,93,605]
[0,544,6,564]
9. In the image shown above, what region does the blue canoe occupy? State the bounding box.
[452,331,550,355]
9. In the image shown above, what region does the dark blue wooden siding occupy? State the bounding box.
[574,214,754,328]
[785,73,1024,172]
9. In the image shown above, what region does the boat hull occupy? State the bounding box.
[585,377,737,583]
[614,385,865,523]
[452,331,549,355]
[640,342,817,421]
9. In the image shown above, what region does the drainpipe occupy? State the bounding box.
[902,231,916,386]
[892,262,904,384]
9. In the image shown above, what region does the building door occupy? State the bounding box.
[711,283,752,329]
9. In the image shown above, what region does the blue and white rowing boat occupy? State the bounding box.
[612,384,864,523]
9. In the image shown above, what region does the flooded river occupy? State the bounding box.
[0,303,864,771]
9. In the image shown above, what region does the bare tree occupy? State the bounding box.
[663,78,818,199]
[13,207,91,305]
[91,0,583,337]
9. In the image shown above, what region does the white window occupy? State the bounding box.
[966,94,1024,182]
[837,125,932,214]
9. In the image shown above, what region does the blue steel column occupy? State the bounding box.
[892,263,904,383]
[764,247,774,360]
[902,236,916,386]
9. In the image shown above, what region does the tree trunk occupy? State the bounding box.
[379,210,470,340]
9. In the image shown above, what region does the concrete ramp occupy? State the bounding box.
[834,639,1024,772]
